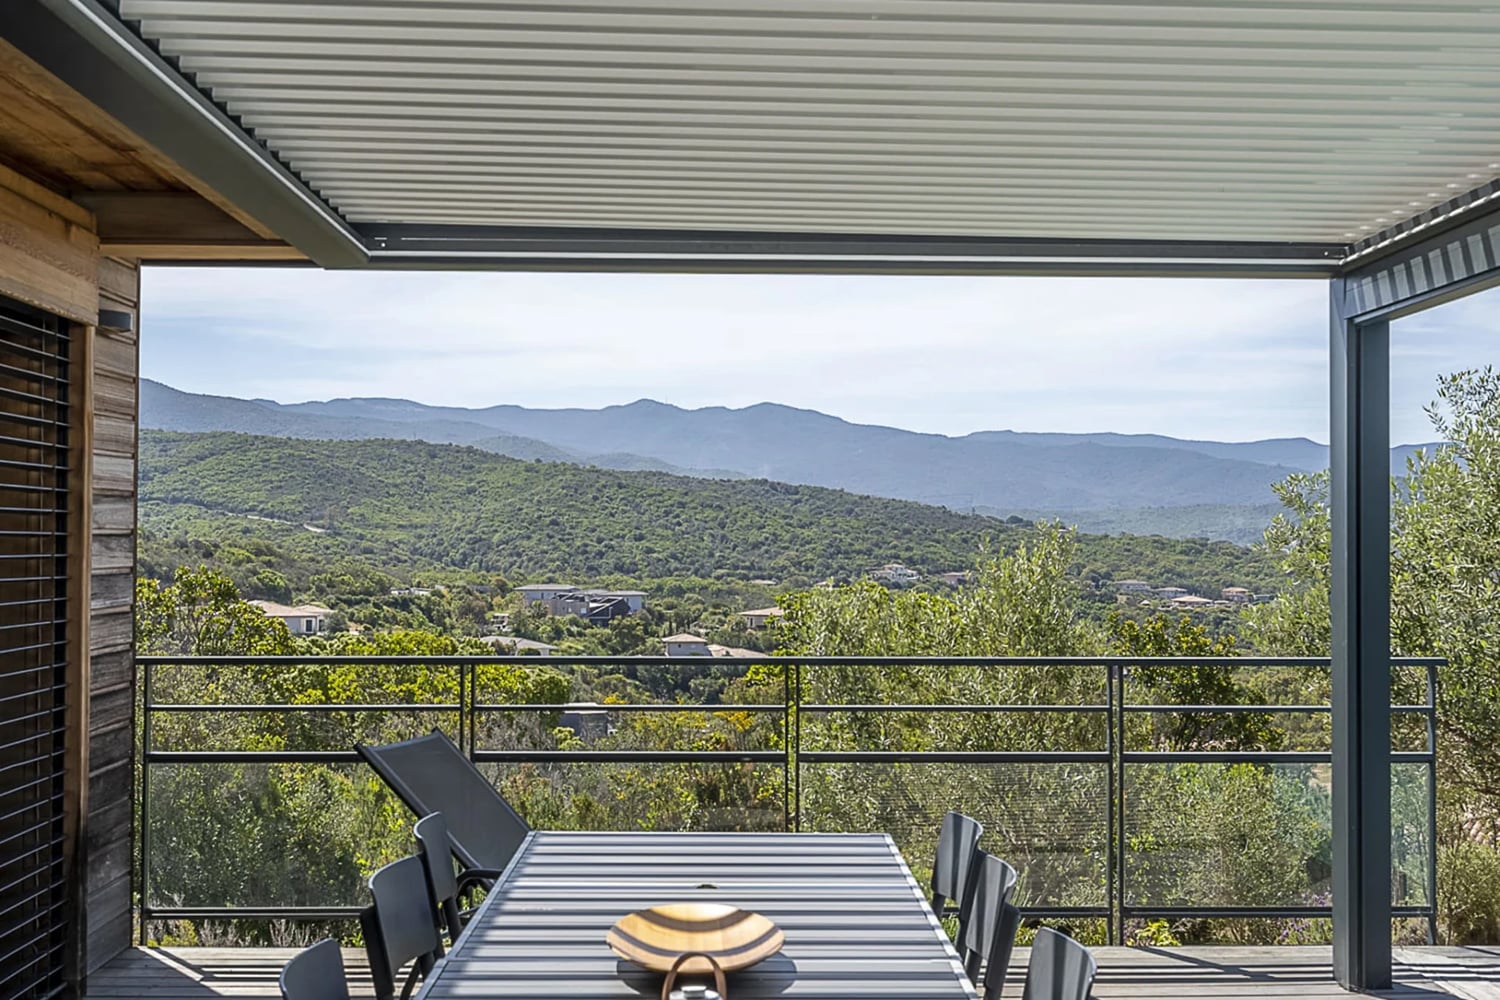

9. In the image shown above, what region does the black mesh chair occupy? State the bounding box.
[1020,927,1097,1000]
[959,853,1020,1000]
[362,855,443,1000]
[357,729,531,872]
[414,811,503,946]
[279,939,350,1000]
[930,811,984,930]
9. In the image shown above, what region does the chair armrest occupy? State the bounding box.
[456,867,503,895]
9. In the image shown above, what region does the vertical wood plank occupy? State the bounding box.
[84,261,140,978]
[64,319,95,995]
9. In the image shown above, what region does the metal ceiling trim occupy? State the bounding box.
[359,224,1343,276]
[1344,176,1500,264]
[1340,196,1500,322]
[1,0,367,267]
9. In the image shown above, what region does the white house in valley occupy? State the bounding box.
[870,563,920,587]
[664,633,712,657]
[516,583,581,603]
[739,607,785,629]
[250,601,334,635]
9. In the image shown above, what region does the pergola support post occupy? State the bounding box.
[1328,278,1392,992]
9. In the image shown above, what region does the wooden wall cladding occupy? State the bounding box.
[85,259,138,974]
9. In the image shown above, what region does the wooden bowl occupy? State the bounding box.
[606,902,784,974]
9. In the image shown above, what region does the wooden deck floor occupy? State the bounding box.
[89,945,1500,999]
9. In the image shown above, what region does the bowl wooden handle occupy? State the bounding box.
[660,952,728,1000]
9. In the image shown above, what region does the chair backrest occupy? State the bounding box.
[357,729,530,871]
[365,855,443,1000]
[930,810,984,916]
[1021,927,1097,1000]
[959,853,1019,992]
[414,811,463,943]
[279,939,350,1000]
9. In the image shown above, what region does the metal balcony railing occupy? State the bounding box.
[137,654,1442,945]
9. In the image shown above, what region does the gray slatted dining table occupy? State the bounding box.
[415,831,977,1000]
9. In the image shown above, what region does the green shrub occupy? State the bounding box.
[1438,841,1500,944]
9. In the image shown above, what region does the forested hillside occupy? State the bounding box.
[137,430,1281,596]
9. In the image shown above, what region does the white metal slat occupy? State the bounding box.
[118,0,1500,242]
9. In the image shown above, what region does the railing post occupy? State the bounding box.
[469,661,479,759]
[138,659,152,945]
[1425,662,1438,945]
[457,658,467,755]
[792,661,802,833]
[1112,662,1127,946]
[780,660,791,832]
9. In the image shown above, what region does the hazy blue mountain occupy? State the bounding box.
[964,429,1438,477]
[141,380,1440,541]
[143,380,737,478]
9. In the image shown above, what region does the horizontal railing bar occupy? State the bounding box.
[146,749,791,764]
[140,902,1128,923]
[471,750,783,763]
[1123,703,1434,714]
[143,748,1442,767]
[474,702,784,713]
[1122,905,1434,918]
[142,906,364,921]
[1121,751,1434,763]
[799,751,1110,763]
[801,703,1107,713]
[147,751,363,763]
[148,703,463,713]
[1016,906,1111,918]
[136,654,1448,667]
[1122,751,1332,764]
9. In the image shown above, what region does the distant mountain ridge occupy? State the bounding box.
[142,381,745,479]
[141,380,1439,542]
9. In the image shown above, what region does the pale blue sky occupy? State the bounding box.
[140,268,1496,445]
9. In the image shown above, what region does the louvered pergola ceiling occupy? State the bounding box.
[112,0,1500,270]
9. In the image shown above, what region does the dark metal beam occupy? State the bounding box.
[1328,278,1392,992]
[1340,191,1500,322]
[361,223,1344,277]
[1,0,366,267]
